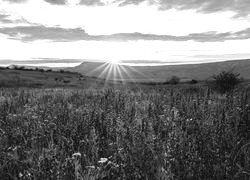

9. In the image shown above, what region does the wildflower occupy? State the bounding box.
[118,148,123,152]
[0,128,5,136]
[98,158,108,163]
[0,96,6,104]
[68,103,73,109]
[86,166,95,169]
[72,152,81,158]
[32,115,38,119]
[208,100,212,105]
[47,122,57,130]
[19,173,23,178]
[186,118,193,122]
[171,107,179,118]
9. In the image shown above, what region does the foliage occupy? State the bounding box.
[0,65,82,76]
[212,70,241,93]
[168,76,180,85]
[0,86,250,179]
[189,79,198,84]
[63,80,71,83]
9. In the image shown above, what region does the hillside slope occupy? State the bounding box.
[0,68,106,88]
[68,59,250,82]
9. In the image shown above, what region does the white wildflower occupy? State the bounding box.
[98,158,108,163]
[72,152,81,158]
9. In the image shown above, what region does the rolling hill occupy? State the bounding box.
[67,59,250,82]
[0,67,107,88]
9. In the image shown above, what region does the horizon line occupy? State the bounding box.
[0,58,249,68]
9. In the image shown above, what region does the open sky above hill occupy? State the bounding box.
[1,0,250,67]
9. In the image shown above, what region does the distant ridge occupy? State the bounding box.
[67,59,250,82]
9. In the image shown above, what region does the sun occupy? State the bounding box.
[85,59,135,83]
[107,58,120,64]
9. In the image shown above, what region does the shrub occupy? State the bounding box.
[63,80,70,83]
[168,76,180,85]
[39,69,45,72]
[189,79,198,84]
[212,70,241,93]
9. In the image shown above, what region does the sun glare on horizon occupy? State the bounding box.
[106,58,121,64]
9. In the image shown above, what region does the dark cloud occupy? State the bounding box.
[2,0,250,16]
[120,60,183,64]
[116,0,250,17]
[0,25,92,41]
[0,24,250,42]
[2,0,67,5]
[0,59,84,65]
[0,13,29,24]
[79,0,104,6]
[2,0,103,5]
[97,31,237,42]
[0,14,13,23]
[116,0,145,6]
[2,0,27,3]
[44,0,67,5]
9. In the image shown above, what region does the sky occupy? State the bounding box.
[0,0,250,67]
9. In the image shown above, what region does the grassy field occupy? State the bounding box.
[0,83,250,180]
[0,68,121,89]
[0,68,202,88]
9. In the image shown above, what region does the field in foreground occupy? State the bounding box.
[0,85,250,180]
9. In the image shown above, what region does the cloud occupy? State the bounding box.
[0,25,92,41]
[97,31,249,42]
[0,14,12,23]
[43,0,67,5]
[0,13,29,24]
[119,60,184,64]
[0,58,84,65]
[116,0,250,17]
[117,0,145,6]
[2,0,27,3]
[79,0,104,6]
[1,0,67,4]
[2,0,104,5]
[0,24,250,42]
[1,0,250,16]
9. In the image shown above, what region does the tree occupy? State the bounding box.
[168,76,180,85]
[189,79,198,84]
[212,70,241,93]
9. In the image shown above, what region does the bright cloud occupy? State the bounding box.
[0,0,250,66]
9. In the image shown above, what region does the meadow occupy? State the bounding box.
[0,84,250,179]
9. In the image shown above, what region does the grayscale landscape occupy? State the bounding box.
[1,0,250,180]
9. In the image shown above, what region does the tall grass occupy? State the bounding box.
[0,85,250,179]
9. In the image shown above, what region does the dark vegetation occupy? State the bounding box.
[0,67,250,179]
[7,65,81,75]
[168,76,180,85]
[189,79,198,84]
[212,70,242,93]
[0,84,250,179]
[0,66,95,88]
